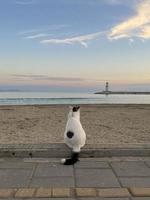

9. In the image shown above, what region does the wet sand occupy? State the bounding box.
[0,104,150,144]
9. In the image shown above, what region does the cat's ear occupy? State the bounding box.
[73,106,80,112]
[76,106,80,110]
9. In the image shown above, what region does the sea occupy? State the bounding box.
[0,92,150,105]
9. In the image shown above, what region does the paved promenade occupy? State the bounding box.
[1,157,150,199]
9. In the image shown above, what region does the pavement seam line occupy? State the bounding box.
[127,187,133,197]
[33,187,38,198]
[73,164,77,191]
[144,161,150,169]
[95,187,99,197]
[13,189,18,198]
[70,188,74,198]
[108,161,123,187]
[27,162,38,187]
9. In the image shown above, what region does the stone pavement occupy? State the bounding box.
[1,157,150,199]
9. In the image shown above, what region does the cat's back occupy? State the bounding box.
[65,117,83,132]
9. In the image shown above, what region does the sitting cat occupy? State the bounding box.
[61,106,86,165]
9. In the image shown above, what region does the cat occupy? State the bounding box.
[61,106,86,165]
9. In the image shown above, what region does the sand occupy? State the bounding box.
[0,104,150,144]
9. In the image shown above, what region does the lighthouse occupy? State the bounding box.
[105,82,109,93]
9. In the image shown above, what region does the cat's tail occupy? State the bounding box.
[61,152,79,165]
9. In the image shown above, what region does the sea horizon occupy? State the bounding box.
[0,91,150,105]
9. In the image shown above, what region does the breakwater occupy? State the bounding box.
[95,91,150,95]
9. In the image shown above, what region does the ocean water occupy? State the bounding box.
[0,92,150,105]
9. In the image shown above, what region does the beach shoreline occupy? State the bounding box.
[0,104,150,145]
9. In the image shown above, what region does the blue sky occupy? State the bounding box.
[0,0,150,92]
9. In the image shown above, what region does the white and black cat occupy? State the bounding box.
[61,106,86,165]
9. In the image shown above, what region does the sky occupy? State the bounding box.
[0,0,150,92]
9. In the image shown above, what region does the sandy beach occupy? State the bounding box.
[0,104,150,145]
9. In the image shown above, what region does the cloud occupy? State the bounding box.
[108,0,150,40]
[36,1,150,47]
[139,25,150,39]
[104,0,127,5]
[15,0,37,5]
[18,0,150,47]
[103,0,139,6]
[19,29,41,35]
[11,74,106,83]
[57,0,137,7]
[24,33,50,39]
[19,24,69,35]
[41,31,105,47]
[11,74,85,82]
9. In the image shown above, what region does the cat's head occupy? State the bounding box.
[68,105,80,119]
[72,106,80,112]
[69,105,80,112]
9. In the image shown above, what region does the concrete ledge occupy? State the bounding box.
[1,187,150,198]
[0,143,150,157]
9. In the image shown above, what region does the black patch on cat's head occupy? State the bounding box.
[72,106,80,112]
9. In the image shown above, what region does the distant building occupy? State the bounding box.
[103,81,110,93]
[105,82,109,92]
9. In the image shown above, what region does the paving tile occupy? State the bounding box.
[52,188,70,197]
[131,198,150,200]
[75,169,120,187]
[0,198,129,200]
[35,187,52,198]
[30,177,75,187]
[23,158,51,163]
[111,161,150,177]
[130,187,150,197]
[0,199,76,200]
[75,161,109,168]
[9,199,76,200]
[98,188,131,197]
[120,177,150,187]
[15,188,35,198]
[0,199,23,200]
[50,199,76,200]
[0,189,15,198]
[78,198,130,200]
[0,169,31,188]
[34,163,73,177]
[76,188,96,197]
[0,159,35,169]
